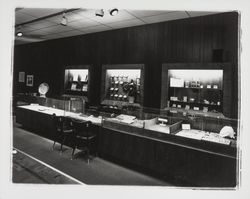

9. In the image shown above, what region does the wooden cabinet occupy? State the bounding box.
[16,107,55,139]
[99,122,237,187]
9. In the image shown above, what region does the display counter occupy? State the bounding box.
[15,101,238,187]
[15,104,101,142]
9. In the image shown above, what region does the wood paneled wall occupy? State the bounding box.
[13,12,239,118]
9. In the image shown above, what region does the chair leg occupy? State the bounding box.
[86,148,90,164]
[60,136,67,153]
[71,147,76,160]
[52,141,56,150]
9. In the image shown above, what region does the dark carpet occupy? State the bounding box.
[12,148,79,184]
[13,122,171,186]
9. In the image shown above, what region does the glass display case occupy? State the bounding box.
[100,64,144,111]
[64,66,90,96]
[99,107,237,148]
[168,69,223,113]
[160,63,234,118]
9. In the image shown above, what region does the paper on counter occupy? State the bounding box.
[176,129,206,140]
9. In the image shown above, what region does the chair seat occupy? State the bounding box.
[62,129,74,133]
[76,134,96,140]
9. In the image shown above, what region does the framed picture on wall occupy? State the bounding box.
[26,75,34,87]
[18,72,25,82]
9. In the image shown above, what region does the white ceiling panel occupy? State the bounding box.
[68,18,101,28]
[59,29,85,37]
[25,28,53,36]
[39,24,75,34]
[80,25,112,33]
[41,33,65,39]
[187,11,218,17]
[19,24,38,33]
[19,8,64,18]
[107,18,145,29]
[27,20,57,29]
[73,9,99,18]
[47,12,87,24]
[127,10,173,18]
[142,11,189,23]
[15,12,37,24]
[14,8,220,45]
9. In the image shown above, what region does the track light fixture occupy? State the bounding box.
[109,8,119,16]
[60,12,68,26]
[95,9,104,17]
[95,8,119,17]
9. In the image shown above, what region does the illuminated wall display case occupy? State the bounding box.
[168,69,223,112]
[101,64,144,109]
[161,63,232,118]
[64,65,90,97]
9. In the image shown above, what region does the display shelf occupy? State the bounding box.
[169,86,223,91]
[169,100,221,107]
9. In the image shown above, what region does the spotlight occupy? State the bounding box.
[109,8,118,16]
[60,12,68,26]
[95,9,104,17]
[16,31,23,37]
[16,26,23,37]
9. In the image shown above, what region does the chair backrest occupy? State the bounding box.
[52,114,62,131]
[71,119,92,137]
[52,114,71,132]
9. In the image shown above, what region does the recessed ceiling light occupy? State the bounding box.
[16,32,23,37]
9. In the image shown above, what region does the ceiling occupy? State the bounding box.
[15,8,218,45]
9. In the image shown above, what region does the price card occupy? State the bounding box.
[193,107,199,111]
[182,124,191,130]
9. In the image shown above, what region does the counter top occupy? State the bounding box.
[18,104,102,125]
[175,129,234,146]
[17,104,237,159]
[104,117,144,128]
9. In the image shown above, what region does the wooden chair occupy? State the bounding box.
[71,119,97,163]
[52,114,74,153]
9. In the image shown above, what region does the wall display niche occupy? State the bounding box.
[161,63,231,118]
[64,65,90,98]
[101,64,144,109]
